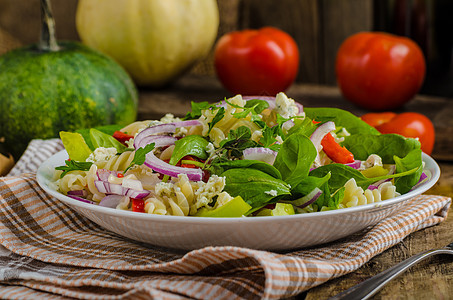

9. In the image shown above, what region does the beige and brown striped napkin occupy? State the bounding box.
[0,139,450,299]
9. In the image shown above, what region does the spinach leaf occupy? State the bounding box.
[221,168,291,209]
[210,159,282,179]
[304,107,380,136]
[342,134,421,164]
[291,173,331,198]
[273,133,317,187]
[310,163,419,191]
[394,149,423,194]
[328,187,345,210]
[89,128,127,153]
[169,135,209,165]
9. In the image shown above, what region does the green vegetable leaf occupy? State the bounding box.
[286,117,317,138]
[221,168,291,209]
[59,131,93,161]
[245,99,269,114]
[55,160,93,178]
[304,107,380,136]
[90,128,127,153]
[210,159,282,180]
[169,135,209,165]
[217,126,259,159]
[394,149,423,194]
[309,163,419,191]
[259,124,280,149]
[342,134,421,164]
[273,133,317,187]
[184,101,213,120]
[225,99,268,120]
[124,143,155,173]
[207,107,225,134]
[76,124,123,150]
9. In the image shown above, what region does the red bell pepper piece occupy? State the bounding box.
[112,131,134,145]
[321,133,355,164]
[131,198,145,213]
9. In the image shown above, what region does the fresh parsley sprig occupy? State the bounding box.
[55,160,93,178]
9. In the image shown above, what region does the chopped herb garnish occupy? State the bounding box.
[56,160,93,178]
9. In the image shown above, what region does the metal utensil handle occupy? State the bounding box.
[330,248,453,300]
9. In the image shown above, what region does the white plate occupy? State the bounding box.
[37,150,440,251]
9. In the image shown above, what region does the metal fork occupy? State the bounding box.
[329,242,453,300]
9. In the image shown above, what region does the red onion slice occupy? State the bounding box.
[134,135,177,150]
[133,123,176,148]
[173,120,201,127]
[134,134,203,181]
[367,178,391,190]
[67,190,88,197]
[94,180,150,199]
[97,169,119,181]
[345,160,362,169]
[144,152,203,181]
[310,121,336,153]
[67,194,95,204]
[292,188,323,208]
[99,195,126,208]
[410,171,429,191]
[243,147,277,165]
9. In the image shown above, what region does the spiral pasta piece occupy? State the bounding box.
[340,178,401,209]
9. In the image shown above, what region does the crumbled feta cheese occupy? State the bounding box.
[205,142,216,156]
[160,113,181,124]
[194,175,226,209]
[86,147,117,163]
[175,126,188,137]
[364,154,383,169]
[265,190,278,197]
[275,92,299,119]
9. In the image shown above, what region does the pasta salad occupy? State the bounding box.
[52,93,428,217]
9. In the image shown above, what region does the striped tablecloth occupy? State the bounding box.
[0,139,450,299]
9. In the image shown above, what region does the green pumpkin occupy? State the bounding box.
[0,0,138,159]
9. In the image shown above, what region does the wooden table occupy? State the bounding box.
[139,75,453,299]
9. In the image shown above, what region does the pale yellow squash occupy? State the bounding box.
[76,0,219,87]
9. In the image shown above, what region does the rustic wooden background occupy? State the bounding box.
[0,0,374,86]
[1,0,451,96]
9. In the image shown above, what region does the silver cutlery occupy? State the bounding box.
[329,242,453,300]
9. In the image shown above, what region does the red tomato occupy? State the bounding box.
[336,32,426,110]
[360,112,397,127]
[361,112,435,155]
[214,27,299,96]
